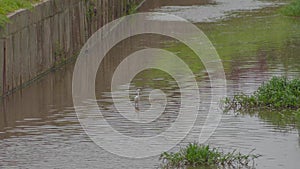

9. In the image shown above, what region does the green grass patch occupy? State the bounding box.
[224,76,300,112]
[0,0,40,28]
[281,0,300,17]
[160,143,260,168]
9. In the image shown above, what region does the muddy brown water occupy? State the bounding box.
[1,0,300,168]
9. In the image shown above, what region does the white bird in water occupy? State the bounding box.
[134,89,141,109]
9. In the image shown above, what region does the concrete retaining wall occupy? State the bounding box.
[0,0,141,96]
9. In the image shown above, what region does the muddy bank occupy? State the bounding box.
[141,0,281,22]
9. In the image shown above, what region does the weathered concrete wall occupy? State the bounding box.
[0,0,142,97]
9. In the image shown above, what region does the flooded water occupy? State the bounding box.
[1,0,300,168]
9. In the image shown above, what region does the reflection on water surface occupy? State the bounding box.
[1,0,300,168]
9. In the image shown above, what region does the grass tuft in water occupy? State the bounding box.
[160,143,260,169]
[281,0,300,17]
[223,76,300,128]
[224,76,300,112]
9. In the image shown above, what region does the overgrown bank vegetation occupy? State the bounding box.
[160,143,260,169]
[281,0,300,17]
[0,0,40,28]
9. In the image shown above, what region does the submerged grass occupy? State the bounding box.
[0,0,40,28]
[281,0,300,17]
[296,112,300,128]
[160,143,260,169]
[239,109,300,129]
